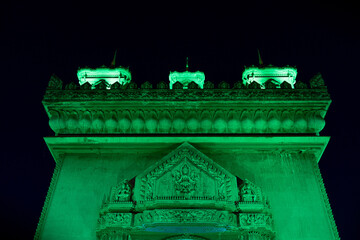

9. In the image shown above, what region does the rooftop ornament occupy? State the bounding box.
[242,65,298,89]
[169,57,205,89]
[77,51,131,89]
[77,66,132,90]
[242,50,297,89]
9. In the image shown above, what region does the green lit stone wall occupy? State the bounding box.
[206,150,334,239]
[38,136,336,240]
[37,70,338,240]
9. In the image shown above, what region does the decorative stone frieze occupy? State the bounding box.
[44,87,331,101]
[135,209,237,228]
[238,213,273,230]
[45,107,327,135]
[97,231,132,240]
[44,72,330,136]
[96,143,275,239]
[97,213,132,229]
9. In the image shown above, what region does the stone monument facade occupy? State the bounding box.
[36,62,339,239]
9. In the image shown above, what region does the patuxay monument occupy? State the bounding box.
[35,58,339,240]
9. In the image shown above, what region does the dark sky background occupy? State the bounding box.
[1,2,359,239]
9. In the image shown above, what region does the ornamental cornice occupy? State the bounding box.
[43,88,330,101]
[45,107,328,134]
[97,213,133,230]
[44,136,330,165]
[134,209,237,228]
[43,76,331,135]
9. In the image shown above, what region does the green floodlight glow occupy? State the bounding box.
[38,59,339,240]
[169,57,205,89]
[242,66,297,89]
[77,67,131,89]
[169,71,205,89]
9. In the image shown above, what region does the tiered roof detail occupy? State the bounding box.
[169,58,205,89]
[242,65,297,89]
[77,66,131,89]
[43,64,330,135]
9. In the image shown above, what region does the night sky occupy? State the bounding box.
[1,2,359,239]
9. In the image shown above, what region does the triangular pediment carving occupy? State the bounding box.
[97,143,275,239]
[133,142,238,205]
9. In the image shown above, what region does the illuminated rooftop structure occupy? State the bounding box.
[77,66,131,89]
[37,60,339,240]
[169,57,205,89]
[242,65,298,89]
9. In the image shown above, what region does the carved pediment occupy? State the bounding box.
[133,142,238,205]
[97,143,275,239]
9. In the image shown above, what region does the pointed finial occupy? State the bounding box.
[257,49,264,65]
[111,49,117,67]
[186,57,189,71]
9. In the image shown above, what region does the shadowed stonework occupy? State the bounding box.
[36,63,339,240]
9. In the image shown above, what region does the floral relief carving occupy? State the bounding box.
[145,176,155,200]
[96,143,275,239]
[113,179,132,202]
[172,163,199,194]
[139,209,237,224]
[138,144,233,201]
[98,213,132,227]
[239,213,273,229]
[239,179,261,202]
